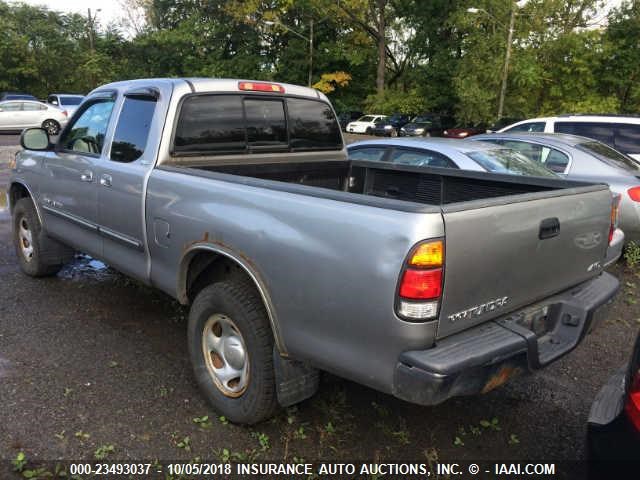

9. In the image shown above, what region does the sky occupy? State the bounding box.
[15,0,127,28]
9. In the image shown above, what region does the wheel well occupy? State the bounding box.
[185,251,251,304]
[9,183,31,213]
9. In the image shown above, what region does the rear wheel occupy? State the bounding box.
[12,198,71,276]
[41,119,60,135]
[188,279,278,424]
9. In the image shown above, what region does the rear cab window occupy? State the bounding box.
[172,94,342,156]
[347,147,387,161]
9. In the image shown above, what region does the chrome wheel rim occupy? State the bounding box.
[18,217,34,262]
[43,120,57,135]
[202,314,249,397]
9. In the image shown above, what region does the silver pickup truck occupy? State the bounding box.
[9,78,619,424]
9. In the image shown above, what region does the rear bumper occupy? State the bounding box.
[393,272,619,405]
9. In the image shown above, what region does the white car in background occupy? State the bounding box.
[47,93,85,116]
[0,100,68,135]
[498,114,640,161]
[346,114,387,134]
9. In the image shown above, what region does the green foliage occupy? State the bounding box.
[625,241,640,269]
[364,88,428,115]
[0,0,635,125]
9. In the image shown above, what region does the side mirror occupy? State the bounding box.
[51,100,58,105]
[21,128,51,151]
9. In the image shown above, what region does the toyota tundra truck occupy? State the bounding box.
[9,78,619,424]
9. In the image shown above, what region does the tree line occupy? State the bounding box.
[1,0,639,124]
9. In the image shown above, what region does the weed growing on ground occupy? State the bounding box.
[625,241,640,269]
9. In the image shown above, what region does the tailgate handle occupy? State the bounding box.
[539,217,560,239]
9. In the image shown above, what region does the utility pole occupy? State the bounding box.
[308,19,314,87]
[497,3,516,120]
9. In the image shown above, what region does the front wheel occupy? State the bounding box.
[188,280,278,424]
[41,119,60,135]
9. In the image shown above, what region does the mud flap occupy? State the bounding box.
[273,349,319,407]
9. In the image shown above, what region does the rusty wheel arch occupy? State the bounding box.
[178,244,286,354]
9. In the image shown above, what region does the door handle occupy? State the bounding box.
[80,171,93,182]
[100,174,112,187]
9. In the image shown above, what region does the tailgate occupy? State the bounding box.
[438,186,611,338]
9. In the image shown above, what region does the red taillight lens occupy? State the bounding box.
[399,268,442,300]
[625,369,640,432]
[628,187,640,202]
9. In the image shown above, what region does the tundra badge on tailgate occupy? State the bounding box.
[448,297,509,323]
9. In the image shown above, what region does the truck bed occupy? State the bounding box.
[167,158,593,207]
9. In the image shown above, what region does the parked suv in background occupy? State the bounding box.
[346,114,386,134]
[499,115,640,161]
[47,94,85,116]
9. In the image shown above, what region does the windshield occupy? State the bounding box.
[412,116,434,123]
[60,96,83,105]
[467,149,557,177]
[357,115,375,122]
[577,141,640,171]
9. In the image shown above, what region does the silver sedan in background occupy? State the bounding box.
[472,133,640,243]
[0,100,68,135]
[347,137,624,266]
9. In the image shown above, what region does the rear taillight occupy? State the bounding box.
[609,194,621,244]
[397,240,444,321]
[628,186,640,202]
[625,369,640,432]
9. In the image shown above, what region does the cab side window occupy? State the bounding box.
[59,98,115,155]
[110,96,157,163]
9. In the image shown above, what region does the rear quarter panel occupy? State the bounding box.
[145,169,444,392]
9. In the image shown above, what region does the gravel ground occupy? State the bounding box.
[0,144,638,479]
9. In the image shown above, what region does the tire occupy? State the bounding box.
[188,279,278,424]
[365,127,373,135]
[41,119,60,135]
[12,197,72,276]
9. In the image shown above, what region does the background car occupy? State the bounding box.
[338,110,363,131]
[472,132,640,242]
[372,113,413,137]
[486,117,523,132]
[588,328,640,473]
[47,93,85,116]
[0,91,37,101]
[346,114,386,134]
[498,114,640,161]
[347,137,624,267]
[399,114,449,137]
[443,124,487,139]
[0,99,67,135]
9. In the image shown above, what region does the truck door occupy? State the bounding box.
[41,94,116,258]
[96,88,159,281]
